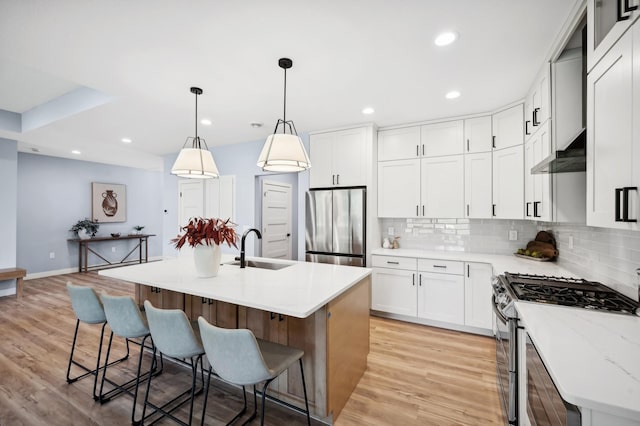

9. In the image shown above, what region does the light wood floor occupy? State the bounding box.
[0,272,504,425]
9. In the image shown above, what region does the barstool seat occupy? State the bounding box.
[198,316,311,426]
[65,282,129,400]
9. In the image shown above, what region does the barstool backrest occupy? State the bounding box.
[198,316,271,385]
[101,292,149,339]
[143,300,203,358]
[66,282,106,324]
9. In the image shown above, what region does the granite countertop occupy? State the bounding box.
[516,302,640,421]
[100,254,371,318]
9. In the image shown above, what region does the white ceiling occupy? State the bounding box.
[0,0,580,170]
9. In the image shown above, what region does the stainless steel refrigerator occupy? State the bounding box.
[305,187,366,267]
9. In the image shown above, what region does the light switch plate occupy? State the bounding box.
[508,230,518,241]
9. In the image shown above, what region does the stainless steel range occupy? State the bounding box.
[492,272,639,426]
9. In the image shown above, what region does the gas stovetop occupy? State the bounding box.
[502,272,638,314]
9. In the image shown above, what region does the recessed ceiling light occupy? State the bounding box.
[201,119,212,126]
[71,150,81,155]
[435,32,458,47]
[250,122,263,128]
[362,107,375,115]
[31,148,40,153]
[121,137,132,143]
[445,90,461,99]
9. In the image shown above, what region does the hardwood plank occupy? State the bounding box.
[0,272,504,425]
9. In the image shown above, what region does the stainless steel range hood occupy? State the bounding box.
[531,127,585,174]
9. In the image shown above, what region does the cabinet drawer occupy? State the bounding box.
[372,255,417,270]
[417,259,464,275]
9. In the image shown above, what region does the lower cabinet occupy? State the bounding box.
[136,284,184,310]
[185,295,238,329]
[371,255,493,333]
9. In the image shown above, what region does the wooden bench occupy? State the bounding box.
[0,267,27,299]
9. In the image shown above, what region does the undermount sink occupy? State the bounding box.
[227,260,292,270]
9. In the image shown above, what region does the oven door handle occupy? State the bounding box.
[492,294,509,324]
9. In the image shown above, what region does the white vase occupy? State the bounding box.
[78,229,92,240]
[193,244,221,278]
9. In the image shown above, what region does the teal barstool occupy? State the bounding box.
[141,300,205,426]
[99,292,162,424]
[65,282,129,400]
[198,316,311,426]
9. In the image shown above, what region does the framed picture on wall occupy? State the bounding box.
[92,182,126,223]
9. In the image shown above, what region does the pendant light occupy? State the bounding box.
[257,58,311,172]
[171,87,219,179]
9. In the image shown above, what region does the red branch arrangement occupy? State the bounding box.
[171,217,238,249]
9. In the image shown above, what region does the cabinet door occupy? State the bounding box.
[421,155,464,218]
[187,295,216,323]
[377,159,421,218]
[371,268,417,316]
[588,0,640,72]
[309,132,334,188]
[205,175,235,221]
[464,116,493,153]
[492,104,524,150]
[421,120,464,157]
[160,290,184,310]
[530,64,551,131]
[378,126,421,161]
[587,28,638,229]
[464,263,493,330]
[492,145,524,219]
[417,271,464,325]
[464,152,493,218]
[531,122,552,221]
[333,127,366,187]
[524,139,535,219]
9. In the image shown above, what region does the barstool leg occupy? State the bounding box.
[66,319,81,383]
[200,367,213,426]
[259,379,273,426]
[299,358,311,426]
[92,323,108,400]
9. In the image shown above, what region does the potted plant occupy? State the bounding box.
[70,218,100,239]
[133,225,145,235]
[171,217,238,277]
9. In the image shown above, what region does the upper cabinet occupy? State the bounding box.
[492,104,524,150]
[378,121,463,161]
[588,0,640,72]
[587,21,639,230]
[377,126,421,161]
[464,116,493,153]
[309,126,373,188]
[421,120,464,156]
[493,144,525,220]
[524,64,551,140]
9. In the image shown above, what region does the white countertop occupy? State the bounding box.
[100,254,371,318]
[372,248,579,277]
[516,302,640,420]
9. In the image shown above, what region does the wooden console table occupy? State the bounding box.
[68,234,155,273]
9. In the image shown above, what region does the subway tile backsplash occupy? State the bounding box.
[380,218,640,299]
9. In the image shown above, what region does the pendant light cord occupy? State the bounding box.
[283,67,287,133]
[194,90,199,145]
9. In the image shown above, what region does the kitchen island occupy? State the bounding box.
[100,254,372,423]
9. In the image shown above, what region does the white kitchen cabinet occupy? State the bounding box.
[524,122,551,221]
[492,144,524,219]
[463,262,493,330]
[524,64,551,140]
[421,155,464,218]
[587,24,639,229]
[421,120,464,157]
[309,126,370,188]
[464,116,493,153]
[371,268,417,316]
[377,126,421,161]
[377,159,421,218]
[417,259,465,326]
[588,0,640,72]
[492,104,524,150]
[464,151,493,218]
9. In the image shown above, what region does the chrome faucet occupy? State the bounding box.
[240,228,262,268]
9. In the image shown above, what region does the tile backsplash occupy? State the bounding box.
[379,218,640,299]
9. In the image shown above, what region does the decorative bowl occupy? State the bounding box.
[111,233,121,238]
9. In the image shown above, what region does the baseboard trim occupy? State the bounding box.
[25,256,164,280]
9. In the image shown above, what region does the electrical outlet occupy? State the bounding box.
[112,247,116,253]
[49,252,55,259]
[508,230,518,241]
[568,235,574,249]
[387,227,395,236]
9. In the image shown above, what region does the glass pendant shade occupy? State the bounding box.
[171,145,219,178]
[170,86,219,179]
[257,133,311,172]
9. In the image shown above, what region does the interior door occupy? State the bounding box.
[178,180,204,230]
[261,180,292,259]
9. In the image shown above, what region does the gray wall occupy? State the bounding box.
[17,153,164,274]
[0,139,18,296]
